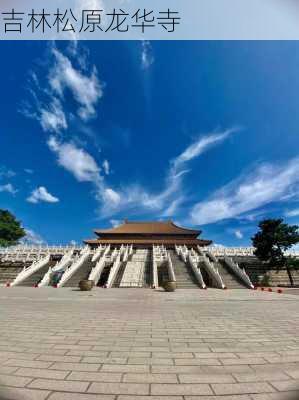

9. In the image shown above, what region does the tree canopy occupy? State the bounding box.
[0,209,26,247]
[251,219,299,267]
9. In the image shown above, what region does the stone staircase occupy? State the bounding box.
[119,250,148,288]
[0,264,25,284]
[234,256,292,287]
[215,259,246,289]
[169,250,199,289]
[20,261,54,287]
[113,261,127,287]
[63,257,95,287]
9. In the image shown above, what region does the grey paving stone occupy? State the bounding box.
[82,357,127,364]
[179,374,235,383]
[151,383,213,395]
[37,355,82,363]
[0,373,33,387]
[117,396,183,400]
[48,393,115,400]
[221,358,268,365]
[128,358,174,365]
[270,379,299,391]
[0,386,50,400]
[88,382,149,395]
[49,362,100,371]
[67,371,122,382]
[233,372,291,383]
[185,396,251,400]
[101,365,150,373]
[123,373,178,383]
[28,378,89,392]
[14,367,69,379]
[211,382,276,395]
[3,359,53,369]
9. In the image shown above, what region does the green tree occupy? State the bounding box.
[0,209,26,247]
[251,219,299,285]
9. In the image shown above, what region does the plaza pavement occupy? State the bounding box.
[0,287,298,400]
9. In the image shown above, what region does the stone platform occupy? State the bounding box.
[0,287,298,400]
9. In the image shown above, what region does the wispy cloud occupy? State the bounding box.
[102,160,110,175]
[27,186,59,204]
[285,208,299,217]
[40,98,67,133]
[234,230,243,239]
[141,41,154,70]
[49,48,103,121]
[21,229,46,245]
[48,136,102,183]
[191,158,299,225]
[171,128,237,174]
[0,183,18,195]
[0,167,15,179]
[99,129,236,218]
[22,44,103,134]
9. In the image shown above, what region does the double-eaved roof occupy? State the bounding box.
[84,220,212,247]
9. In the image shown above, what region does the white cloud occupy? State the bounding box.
[24,169,34,174]
[21,229,46,245]
[171,128,237,174]
[191,158,299,225]
[48,136,101,183]
[234,230,243,239]
[49,48,103,121]
[102,160,110,175]
[40,98,67,133]
[110,219,121,227]
[0,183,17,195]
[27,186,59,204]
[141,41,154,70]
[99,130,235,218]
[103,188,121,206]
[0,167,15,179]
[285,208,299,217]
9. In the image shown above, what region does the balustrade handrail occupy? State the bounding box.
[57,247,90,288]
[10,254,51,287]
[198,247,225,289]
[187,253,206,289]
[223,256,254,289]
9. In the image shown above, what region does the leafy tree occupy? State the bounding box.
[251,219,299,285]
[0,209,26,247]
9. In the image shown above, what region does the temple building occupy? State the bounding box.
[0,220,298,290]
[84,220,212,248]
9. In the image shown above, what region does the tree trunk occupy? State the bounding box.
[286,265,294,286]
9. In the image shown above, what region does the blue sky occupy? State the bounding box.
[1,40,299,246]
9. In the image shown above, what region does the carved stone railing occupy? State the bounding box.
[38,250,74,287]
[57,247,90,288]
[106,251,121,288]
[10,254,51,287]
[187,253,206,289]
[92,245,105,263]
[88,245,110,284]
[223,256,254,289]
[197,246,225,289]
[166,252,176,282]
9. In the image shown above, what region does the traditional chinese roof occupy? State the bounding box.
[94,220,200,237]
